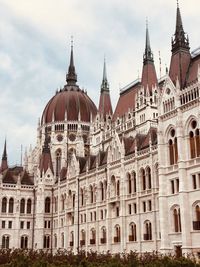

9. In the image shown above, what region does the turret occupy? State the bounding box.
[169,1,191,88]
[98,58,113,119]
[0,139,8,173]
[141,21,158,94]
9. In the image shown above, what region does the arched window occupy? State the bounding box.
[26,199,31,214]
[196,205,200,221]
[141,168,146,190]
[61,232,64,248]
[45,197,51,213]
[133,172,137,192]
[189,120,200,158]
[193,204,200,230]
[129,223,137,241]
[90,228,96,245]
[81,188,84,206]
[2,197,7,213]
[61,195,65,211]
[80,230,86,246]
[20,199,25,214]
[173,207,181,232]
[56,149,62,177]
[2,235,9,249]
[168,129,178,165]
[146,167,151,189]
[117,180,120,196]
[114,225,120,243]
[54,197,58,212]
[8,198,14,213]
[144,221,152,240]
[21,236,28,249]
[43,235,50,248]
[90,185,93,203]
[101,227,106,244]
[70,231,74,247]
[100,182,104,201]
[111,175,116,197]
[127,173,132,194]
[54,234,57,248]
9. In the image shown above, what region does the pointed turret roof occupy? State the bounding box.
[39,131,54,175]
[0,139,8,172]
[141,22,157,93]
[101,58,109,92]
[66,39,77,86]
[98,58,113,118]
[169,2,191,88]
[172,1,190,53]
[143,20,154,64]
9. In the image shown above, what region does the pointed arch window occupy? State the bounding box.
[129,223,137,241]
[146,167,151,189]
[116,180,120,196]
[90,228,96,245]
[114,225,120,243]
[144,221,152,240]
[2,235,9,249]
[133,172,137,193]
[100,182,104,201]
[43,235,50,249]
[27,199,32,214]
[54,234,57,248]
[168,129,178,165]
[70,231,74,247]
[2,197,7,213]
[100,227,106,244]
[141,168,146,190]
[127,173,132,194]
[173,207,181,232]
[80,230,86,246]
[8,198,14,213]
[45,197,51,213]
[189,120,200,159]
[56,149,62,177]
[193,204,200,230]
[20,199,25,214]
[21,236,28,249]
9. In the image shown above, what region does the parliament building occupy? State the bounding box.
[0,4,200,257]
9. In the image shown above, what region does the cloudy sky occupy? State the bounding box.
[0,0,199,165]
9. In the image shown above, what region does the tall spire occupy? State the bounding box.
[141,21,157,93]
[172,1,189,53]
[39,130,54,175]
[101,57,109,92]
[98,58,113,118]
[0,139,8,172]
[143,19,154,64]
[66,37,77,85]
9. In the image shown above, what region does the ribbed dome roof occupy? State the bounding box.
[41,43,97,125]
[42,86,97,124]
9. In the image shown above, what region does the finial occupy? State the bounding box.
[71,35,73,48]
[146,17,148,28]
[66,36,77,85]
[177,0,179,8]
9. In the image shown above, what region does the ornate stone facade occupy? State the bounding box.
[0,4,200,257]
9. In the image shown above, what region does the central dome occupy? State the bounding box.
[42,87,97,124]
[41,44,97,125]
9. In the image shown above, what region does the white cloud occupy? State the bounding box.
[0,0,200,163]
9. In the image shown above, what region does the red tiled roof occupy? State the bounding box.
[99,91,113,118]
[141,63,158,93]
[113,84,139,120]
[186,54,200,85]
[42,87,97,124]
[169,51,191,87]
[39,152,54,175]
[123,136,135,156]
[21,170,34,185]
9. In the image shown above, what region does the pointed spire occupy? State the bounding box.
[143,19,154,64]
[2,139,7,161]
[101,57,109,92]
[172,1,189,53]
[0,139,8,172]
[66,36,77,85]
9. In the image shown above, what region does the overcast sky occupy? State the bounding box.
[0,0,200,165]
